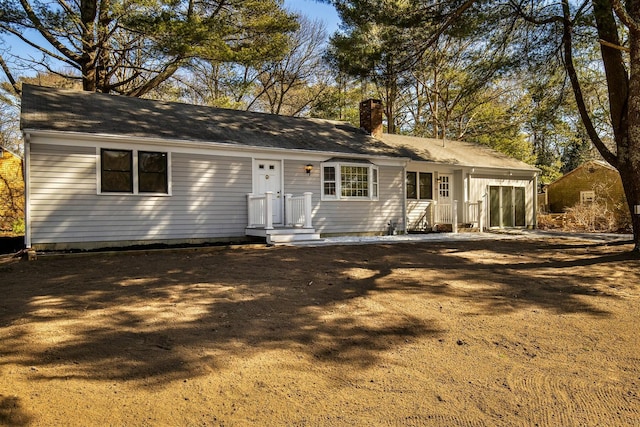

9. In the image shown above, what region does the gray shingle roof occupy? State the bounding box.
[380,133,538,171]
[20,84,399,158]
[20,84,537,171]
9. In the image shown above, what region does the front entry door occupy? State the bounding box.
[255,160,282,224]
[437,174,453,223]
[438,174,452,205]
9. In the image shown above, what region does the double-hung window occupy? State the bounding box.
[406,171,433,199]
[138,151,168,193]
[101,149,133,193]
[321,161,379,200]
[99,148,170,195]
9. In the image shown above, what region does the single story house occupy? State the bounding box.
[540,160,626,213]
[20,85,538,250]
[378,133,539,232]
[0,146,24,233]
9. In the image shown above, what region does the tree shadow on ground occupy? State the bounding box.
[0,395,32,426]
[0,238,637,386]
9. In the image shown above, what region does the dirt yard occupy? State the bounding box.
[1,237,639,426]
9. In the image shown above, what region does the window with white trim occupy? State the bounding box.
[407,171,433,200]
[321,162,379,200]
[101,149,133,193]
[99,148,170,195]
[580,190,595,204]
[138,151,168,193]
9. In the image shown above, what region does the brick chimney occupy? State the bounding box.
[359,99,384,138]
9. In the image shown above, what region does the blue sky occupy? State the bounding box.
[0,1,341,79]
[284,0,341,33]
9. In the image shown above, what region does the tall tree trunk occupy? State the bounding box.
[96,0,111,92]
[563,0,640,250]
[593,0,629,147]
[80,0,98,91]
[622,0,640,251]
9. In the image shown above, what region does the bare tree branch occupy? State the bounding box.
[18,0,83,63]
[0,55,21,95]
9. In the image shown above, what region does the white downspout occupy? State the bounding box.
[402,162,407,234]
[23,133,31,249]
[533,173,538,229]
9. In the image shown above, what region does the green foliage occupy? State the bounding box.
[309,76,369,125]
[537,162,563,187]
[325,0,535,163]
[0,0,299,95]
[0,83,21,154]
[12,218,24,235]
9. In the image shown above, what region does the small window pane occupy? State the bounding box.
[139,151,168,193]
[323,166,336,196]
[419,173,432,199]
[324,182,336,196]
[372,168,378,198]
[324,166,335,181]
[406,172,417,199]
[101,149,132,192]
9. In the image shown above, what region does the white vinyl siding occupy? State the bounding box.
[29,143,251,245]
[284,160,404,234]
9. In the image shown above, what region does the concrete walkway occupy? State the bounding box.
[299,230,634,247]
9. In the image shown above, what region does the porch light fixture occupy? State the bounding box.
[305,164,313,175]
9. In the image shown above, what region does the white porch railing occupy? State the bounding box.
[466,201,479,224]
[464,200,484,230]
[433,200,459,233]
[285,192,313,228]
[431,199,485,232]
[247,191,274,229]
[433,201,453,224]
[247,191,313,229]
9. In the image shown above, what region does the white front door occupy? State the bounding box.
[437,174,453,223]
[255,160,282,224]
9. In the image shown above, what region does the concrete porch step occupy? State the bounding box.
[245,226,323,245]
[267,231,322,245]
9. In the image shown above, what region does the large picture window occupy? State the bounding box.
[341,165,369,197]
[99,148,170,195]
[322,161,379,200]
[406,171,432,200]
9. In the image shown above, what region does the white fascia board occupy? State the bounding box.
[406,159,538,176]
[22,129,409,166]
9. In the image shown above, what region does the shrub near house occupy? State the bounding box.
[0,148,24,235]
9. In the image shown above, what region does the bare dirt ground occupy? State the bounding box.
[1,237,639,426]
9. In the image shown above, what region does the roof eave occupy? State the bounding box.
[22,128,410,165]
